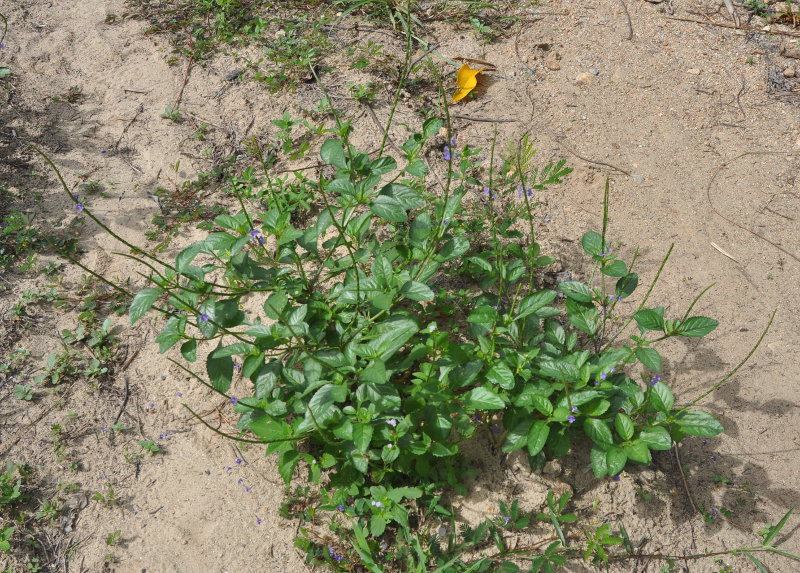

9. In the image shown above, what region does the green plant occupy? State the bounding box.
[348,81,379,104]
[34,348,79,385]
[91,483,121,507]
[0,526,13,553]
[0,462,23,508]
[35,498,61,524]
[744,0,770,16]
[469,17,497,44]
[13,384,34,401]
[0,210,40,271]
[160,105,183,123]
[105,530,122,546]
[139,440,161,454]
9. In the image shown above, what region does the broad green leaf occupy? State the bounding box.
[278,449,301,484]
[615,414,634,441]
[487,361,515,390]
[424,406,452,442]
[583,418,613,446]
[502,420,532,452]
[639,426,672,450]
[320,138,346,168]
[370,515,387,537]
[581,231,604,257]
[381,183,424,209]
[386,486,423,502]
[650,382,674,413]
[678,316,719,338]
[605,446,627,476]
[565,299,598,335]
[601,259,627,277]
[527,421,551,456]
[130,288,162,324]
[369,315,419,360]
[636,347,662,372]
[615,273,638,299]
[400,280,434,302]
[353,423,373,453]
[156,317,183,352]
[467,305,498,325]
[371,195,407,222]
[465,387,505,410]
[624,440,652,464]
[633,308,665,332]
[673,411,723,437]
[514,290,557,320]
[207,343,233,393]
[435,237,470,262]
[590,444,609,477]
[372,255,393,287]
[558,281,593,303]
[180,339,197,362]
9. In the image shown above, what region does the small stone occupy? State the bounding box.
[687,68,701,75]
[545,60,561,71]
[575,72,593,85]
[783,67,796,78]
[633,174,646,184]
[543,460,562,476]
[589,68,600,75]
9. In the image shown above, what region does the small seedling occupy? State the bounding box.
[12,384,34,401]
[139,440,161,454]
[105,530,122,546]
[160,105,183,123]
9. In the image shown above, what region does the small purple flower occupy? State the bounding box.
[99,427,106,433]
[492,305,500,310]
[0,42,6,50]
[256,517,263,525]
[571,406,578,413]
[328,547,343,562]
[567,415,576,424]
[237,478,244,485]
[472,415,481,423]
[612,475,621,481]
[225,466,232,471]
[711,455,717,461]
[245,486,251,493]
[177,392,183,397]
[650,373,662,386]
[148,402,154,409]
[443,145,451,161]
[337,505,345,512]
[450,138,457,147]
[102,284,111,292]
[701,439,709,445]
[230,396,238,405]
[233,362,241,371]
[199,313,210,323]
[387,418,397,427]
[75,203,84,212]
[158,433,164,440]
[710,508,719,518]
[235,458,242,465]
[503,516,511,524]
[371,500,383,508]
[442,218,450,226]
[600,371,608,381]
[491,426,501,435]
[483,187,490,196]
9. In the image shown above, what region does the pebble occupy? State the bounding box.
[589,68,600,75]
[575,72,593,85]
[783,67,796,78]
[687,68,701,75]
[546,60,561,71]
[633,174,646,184]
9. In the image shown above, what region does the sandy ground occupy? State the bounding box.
[1,0,799,571]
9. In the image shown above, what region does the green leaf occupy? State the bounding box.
[650,382,674,413]
[624,440,652,464]
[180,339,197,363]
[743,552,769,573]
[601,259,627,277]
[369,314,419,360]
[386,486,423,502]
[678,316,719,337]
[400,280,434,302]
[207,343,233,393]
[673,411,723,437]
[514,290,558,320]
[263,291,288,320]
[615,414,635,441]
[129,288,162,324]
[636,347,662,372]
[467,305,498,325]
[405,157,428,177]
[558,281,593,303]
[486,361,515,390]
[320,138,346,168]
[502,420,532,452]
[633,308,665,332]
[465,387,505,410]
[615,273,639,299]
[583,418,613,446]
[156,317,183,353]
[278,449,301,485]
[639,426,672,450]
[370,515,387,537]
[605,446,627,476]
[371,195,407,222]
[590,445,609,477]
[527,421,551,457]
[381,183,424,209]
[353,423,373,453]
[762,508,794,546]
[435,237,470,262]
[581,231,604,257]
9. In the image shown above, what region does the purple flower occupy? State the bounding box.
[148,402,154,409]
[102,284,111,292]
[387,418,397,427]
[711,508,719,516]
[701,439,709,445]
[328,547,343,562]
[600,371,608,381]
[177,392,183,397]
[567,415,576,424]
[371,500,383,508]
[0,42,6,50]
[503,516,511,524]
[237,478,244,485]
[225,466,232,471]
[710,455,717,461]
[235,458,242,465]
[199,313,210,323]
[75,203,84,212]
[256,517,262,525]
[337,505,345,512]
[612,475,621,481]
[443,146,451,161]
[650,373,662,386]
[483,187,490,196]
[571,406,578,413]
[245,486,251,493]
[233,362,241,371]
[450,138,457,147]
[230,396,238,405]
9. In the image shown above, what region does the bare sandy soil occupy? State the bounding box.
[1,0,799,571]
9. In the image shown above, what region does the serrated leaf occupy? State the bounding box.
[465,387,505,410]
[633,308,665,332]
[381,183,424,209]
[487,361,515,390]
[207,343,233,393]
[467,305,498,325]
[181,339,197,362]
[558,281,593,303]
[673,411,724,437]
[502,420,532,452]
[581,231,604,257]
[278,449,301,484]
[320,138,346,168]
[615,273,639,299]
[678,316,719,337]
[605,445,627,475]
[527,421,550,457]
[129,288,162,324]
[400,280,434,302]
[639,426,672,450]
[583,418,613,446]
[636,347,662,372]
[615,413,634,441]
[601,259,627,277]
[371,195,407,222]
[514,290,558,320]
[650,382,674,413]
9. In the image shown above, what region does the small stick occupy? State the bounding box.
[113,377,131,426]
[555,138,631,175]
[114,104,144,151]
[173,56,195,109]
[365,104,402,156]
[123,88,149,94]
[618,0,634,40]
[453,114,518,123]
[673,443,699,513]
[710,241,740,263]
[722,0,741,27]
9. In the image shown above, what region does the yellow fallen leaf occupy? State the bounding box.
[452,63,487,104]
